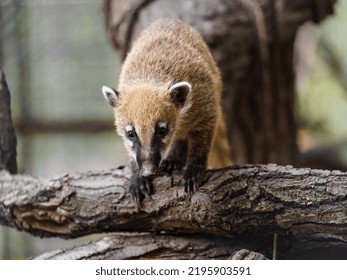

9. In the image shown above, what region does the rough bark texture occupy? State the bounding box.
[32,234,268,260]
[1,164,347,240]
[32,231,347,260]
[0,69,17,174]
[2,164,347,259]
[102,0,335,165]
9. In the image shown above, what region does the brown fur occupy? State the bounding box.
[104,19,233,202]
[116,86,178,148]
[116,18,232,169]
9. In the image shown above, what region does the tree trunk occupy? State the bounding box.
[0,69,17,260]
[0,69,17,174]
[102,0,335,165]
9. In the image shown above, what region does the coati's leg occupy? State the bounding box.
[183,129,213,195]
[160,139,188,172]
[129,160,152,206]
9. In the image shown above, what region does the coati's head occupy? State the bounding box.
[102,82,191,177]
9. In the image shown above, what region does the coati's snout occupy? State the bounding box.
[139,163,157,178]
[131,121,172,177]
[136,147,161,178]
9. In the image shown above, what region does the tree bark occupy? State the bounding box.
[31,231,347,260]
[1,164,347,241]
[0,69,17,174]
[32,234,268,260]
[102,0,335,165]
[2,164,347,259]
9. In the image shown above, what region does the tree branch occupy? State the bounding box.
[1,164,347,240]
[32,233,268,260]
[0,69,17,174]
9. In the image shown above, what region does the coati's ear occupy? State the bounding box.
[168,81,192,107]
[102,85,119,108]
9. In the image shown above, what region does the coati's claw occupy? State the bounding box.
[182,164,205,195]
[129,176,153,205]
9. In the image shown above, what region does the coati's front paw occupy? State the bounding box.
[129,176,153,206]
[160,158,184,173]
[182,164,205,196]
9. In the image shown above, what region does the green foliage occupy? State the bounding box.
[297,0,347,143]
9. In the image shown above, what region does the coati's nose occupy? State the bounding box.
[140,163,157,178]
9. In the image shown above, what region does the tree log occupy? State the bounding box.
[32,233,268,260]
[31,231,347,260]
[0,69,17,174]
[1,164,347,241]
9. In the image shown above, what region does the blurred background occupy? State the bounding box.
[0,0,127,259]
[0,0,347,259]
[296,0,347,153]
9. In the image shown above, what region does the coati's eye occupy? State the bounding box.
[156,123,169,138]
[126,130,136,140]
[158,127,168,138]
[125,125,137,141]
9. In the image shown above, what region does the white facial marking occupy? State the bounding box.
[125,125,134,132]
[125,138,134,148]
[123,136,135,154]
[129,150,136,161]
[158,122,167,129]
[157,122,170,144]
[123,125,136,158]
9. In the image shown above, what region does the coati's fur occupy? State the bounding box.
[102,19,232,204]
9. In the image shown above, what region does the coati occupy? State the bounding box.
[102,19,232,204]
